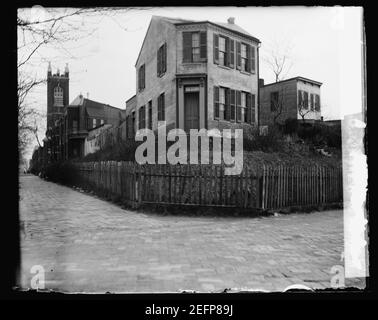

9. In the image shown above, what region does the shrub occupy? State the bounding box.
[244,125,284,152]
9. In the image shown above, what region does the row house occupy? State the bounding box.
[126,15,261,137]
[259,76,322,126]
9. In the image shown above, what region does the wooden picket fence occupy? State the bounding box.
[261,164,343,210]
[73,161,342,210]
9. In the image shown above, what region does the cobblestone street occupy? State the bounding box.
[18,174,363,293]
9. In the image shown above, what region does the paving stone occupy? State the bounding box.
[19,175,365,292]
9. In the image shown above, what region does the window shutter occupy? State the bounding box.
[213,33,219,64]
[251,94,256,123]
[315,94,320,111]
[163,43,167,73]
[225,37,230,66]
[183,32,192,63]
[298,90,302,107]
[236,42,241,70]
[157,47,161,77]
[138,68,141,90]
[251,46,256,73]
[225,88,230,121]
[157,95,161,121]
[236,91,241,122]
[230,89,236,122]
[143,65,145,89]
[246,45,251,72]
[229,39,235,68]
[214,86,219,119]
[304,91,308,109]
[200,31,207,60]
[161,93,165,121]
[246,93,252,123]
[158,96,162,121]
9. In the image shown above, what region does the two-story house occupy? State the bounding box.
[259,76,322,127]
[130,16,261,136]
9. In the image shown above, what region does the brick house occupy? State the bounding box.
[128,16,261,136]
[259,76,322,127]
[60,94,126,158]
[45,63,125,161]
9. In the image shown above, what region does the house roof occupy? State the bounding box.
[261,76,323,88]
[156,15,259,41]
[68,95,124,118]
[135,15,260,66]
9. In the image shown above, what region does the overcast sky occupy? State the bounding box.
[19,6,364,159]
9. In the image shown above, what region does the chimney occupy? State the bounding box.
[259,78,265,87]
[227,17,235,24]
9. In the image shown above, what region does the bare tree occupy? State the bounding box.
[17,6,151,164]
[262,38,294,83]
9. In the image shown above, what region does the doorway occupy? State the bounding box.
[184,86,200,132]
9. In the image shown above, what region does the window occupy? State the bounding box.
[158,93,165,121]
[310,93,315,111]
[214,86,254,123]
[315,94,321,111]
[192,33,200,62]
[214,34,234,68]
[92,118,96,128]
[271,91,279,112]
[101,119,104,125]
[219,36,227,66]
[303,91,309,109]
[241,44,247,72]
[54,86,63,106]
[139,105,146,129]
[236,42,254,73]
[157,43,167,77]
[148,100,152,129]
[183,32,207,63]
[138,64,145,91]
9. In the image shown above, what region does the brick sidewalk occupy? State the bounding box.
[18,174,364,292]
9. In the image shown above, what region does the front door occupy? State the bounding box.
[184,87,200,132]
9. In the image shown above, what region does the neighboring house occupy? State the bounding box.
[133,15,261,135]
[259,76,322,126]
[61,94,125,159]
[44,63,126,161]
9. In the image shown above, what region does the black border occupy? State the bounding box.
[5,0,376,307]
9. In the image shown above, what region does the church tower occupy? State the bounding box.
[47,62,69,129]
